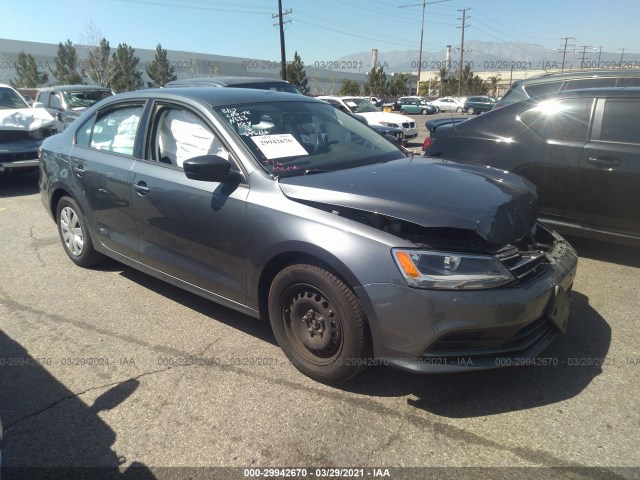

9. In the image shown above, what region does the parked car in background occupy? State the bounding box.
[495,69,640,108]
[40,87,577,384]
[318,96,419,142]
[36,85,114,132]
[422,116,468,152]
[0,83,56,173]
[166,76,303,94]
[429,96,465,113]
[427,87,640,245]
[463,95,496,114]
[398,97,438,115]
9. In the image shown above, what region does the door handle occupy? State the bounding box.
[587,157,622,170]
[135,181,150,195]
[72,165,85,177]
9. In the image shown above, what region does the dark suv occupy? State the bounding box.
[495,70,640,108]
[427,87,640,245]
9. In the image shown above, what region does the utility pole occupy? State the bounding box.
[559,37,575,73]
[577,45,592,71]
[596,46,602,68]
[273,0,291,81]
[457,8,470,96]
[399,0,450,95]
[620,48,625,68]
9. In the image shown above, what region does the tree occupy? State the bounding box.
[389,73,411,96]
[339,79,361,96]
[85,38,112,87]
[52,39,83,85]
[286,51,309,95]
[458,64,488,96]
[110,43,143,92]
[486,74,501,96]
[146,43,176,88]
[364,66,388,97]
[13,52,48,88]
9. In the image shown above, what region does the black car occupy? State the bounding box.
[427,87,640,245]
[463,95,496,114]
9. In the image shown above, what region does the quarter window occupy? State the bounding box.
[89,105,143,156]
[524,81,563,97]
[519,98,593,140]
[600,99,640,144]
[564,77,617,90]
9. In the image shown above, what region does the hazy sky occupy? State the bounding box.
[2,0,638,61]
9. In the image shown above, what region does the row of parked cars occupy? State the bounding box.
[4,69,637,386]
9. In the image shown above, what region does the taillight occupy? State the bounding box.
[422,136,432,152]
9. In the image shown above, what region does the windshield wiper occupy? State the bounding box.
[304,168,332,175]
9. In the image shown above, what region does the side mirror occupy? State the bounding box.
[183,155,241,183]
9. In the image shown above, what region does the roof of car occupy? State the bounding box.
[37,85,113,92]
[538,86,640,100]
[166,76,293,86]
[516,69,640,85]
[105,87,318,107]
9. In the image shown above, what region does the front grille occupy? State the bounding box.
[494,225,556,283]
[421,316,557,361]
[0,127,56,143]
[0,151,37,162]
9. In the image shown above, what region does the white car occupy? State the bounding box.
[429,97,465,113]
[318,96,419,141]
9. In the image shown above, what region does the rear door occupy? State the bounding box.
[69,101,146,258]
[576,96,640,236]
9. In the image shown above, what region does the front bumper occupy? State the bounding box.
[355,234,578,373]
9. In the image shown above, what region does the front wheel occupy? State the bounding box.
[268,264,370,384]
[456,106,463,113]
[56,196,104,267]
[467,107,475,115]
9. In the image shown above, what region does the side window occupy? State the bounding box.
[38,92,50,105]
[89,105,143,156]
[564,77,616,90]
[50,93,62,109]
[151,107,229,168]
[75,113,96,146]
[600,99,640,144]
[519,98,594,140]
[623,77,640,87]
[524,81,563,98]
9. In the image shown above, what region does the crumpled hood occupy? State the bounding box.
[0,108,55,131]
[278,157,538,245]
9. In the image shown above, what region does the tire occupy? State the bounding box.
[421,108,428,115]
[268,264,370,384]
[400,109,407,115]
[456,106,463,113]
[468,107,475,115]
[56,196,104,268]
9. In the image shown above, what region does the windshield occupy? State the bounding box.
[215,101,403,177]
[62,90,113,108]
[0,87,29,109]
[342,98,380,114]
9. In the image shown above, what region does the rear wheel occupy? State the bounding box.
[468,107,475,115]
[56,196,104,267]
[456,106,463,113]
[268,264,370,384]
[421,108,428,115]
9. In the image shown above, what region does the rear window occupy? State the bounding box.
[518,98,594,140]
[600,99,640,144]
[524,81,563,98]
[564,77,617,90]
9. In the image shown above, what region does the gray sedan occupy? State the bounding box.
[39,88,577,384]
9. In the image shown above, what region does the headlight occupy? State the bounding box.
[380,121,399,128]
[392,249,514,289]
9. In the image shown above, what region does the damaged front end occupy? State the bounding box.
[0,108,57,172]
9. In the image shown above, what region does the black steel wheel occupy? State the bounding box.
[268,264,369,384]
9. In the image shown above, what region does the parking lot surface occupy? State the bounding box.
[1,126,639,479]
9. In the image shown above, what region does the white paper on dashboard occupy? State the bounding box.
[250,134,308,159]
